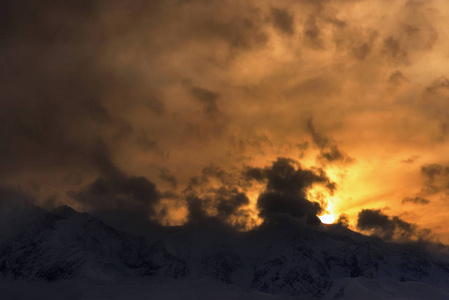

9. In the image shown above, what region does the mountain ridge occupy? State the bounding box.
[1,206,449,299]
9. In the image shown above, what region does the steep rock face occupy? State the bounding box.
[1,208,449,299]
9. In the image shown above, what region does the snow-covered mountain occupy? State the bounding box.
[0,206,186,281]
[1,207,449,299]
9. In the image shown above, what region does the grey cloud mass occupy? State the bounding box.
[357,209,433,242]
[271,7,295,36]
[245,157,335,225]
[2,0,449,242]
[402,197,430,206]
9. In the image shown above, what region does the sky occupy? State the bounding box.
[2,0,449,243]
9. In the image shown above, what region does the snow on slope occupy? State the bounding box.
[323,277,449,300]
[2,207,449,299]
[158,221,449,297]
[0,206,186,281]
[0,279,299,300]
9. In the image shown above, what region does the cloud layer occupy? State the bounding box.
[2,0,449,242]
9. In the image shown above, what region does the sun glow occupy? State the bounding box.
[319,214,336,224]
[317,194,338,225]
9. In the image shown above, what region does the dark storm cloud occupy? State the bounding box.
[229,134,273,159]
[352,42,372,60]
[145,96,166,116]
[306,118,329,149]
[181,1,268,54]
[383,37,409,64]
[357,209,408,240]
[425,77,449,94]
[71,175,159,216]
[69,170,162,233]
[190,86,220,116]
[389,70,408,86]
[320,145,345,162]
[136,134,159,153]
[400,155,419,164]
[184,165,252,228]
[418,163,449,196]
[184,188,250,229]
[420,78,449,133]
[303,16,323,49]
[270,7,295,36]
[215,187,250,219]
[287,76,338,100]
[185,193,209,223]
[401,0,438,51]
[296,141,309,151]
[306,118,352,164]
[0,0,97,42]
[0,0,447,240]
[244,157,334,225]
[421,164,448,182]
[69,144,161,223]
[159,168,178,189]
[0,1,191,207]
[0,0,143,181]
[188,165,226,187]
[89,141,126,179]
[357,209,432,241]
[402,23,436,50]
[0,70,119,173]
[402,197,430,205]
[336,213,350,228]
[189,164,251,191]
[186,186,250,222]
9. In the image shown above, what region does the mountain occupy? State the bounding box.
[0,206,186,281]
[1,207,449,299]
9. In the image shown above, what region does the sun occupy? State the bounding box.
[319,214,336,224]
